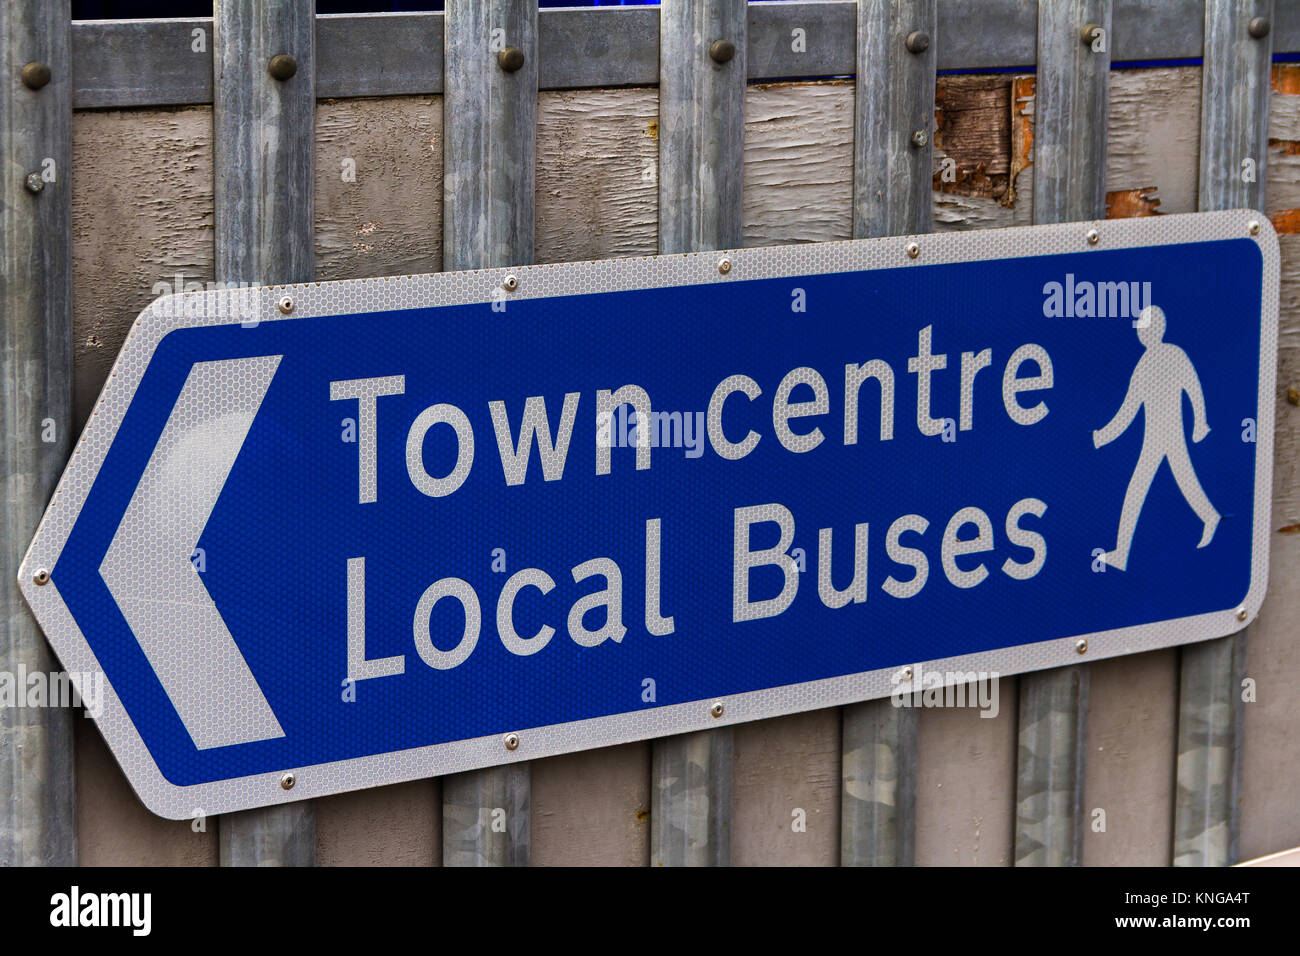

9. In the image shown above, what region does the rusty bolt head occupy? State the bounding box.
[718,257,731,275]
[911,129,929,148]
[1248,17,1271,40]
[905,31,930,54]
[710,39,735,64]
[21,61,51,90]
[1081,23,1102,47]
[267,54,298,81]
[497,47,525,73]
[24,172,44,194]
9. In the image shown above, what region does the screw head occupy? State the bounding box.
[24,172,43,194]
[1248,220,1261,236]
[33,568,50,587]
[1086,228,1100,245]
[21,61,51,91]
[1076,638,1088,654]
[1081,23,1102,47]
[905,31,930,54]
[504,732,520,750]
[497,47,525,72]
[1287,386,1299,406]
[911,129,929,148]
[1236,606,1248,622]
[710,701,724,718]
[718,257,731,275]
[905,242,920,259]
[1248,17,1271,40]
[280,772,295,790]
[901,666,914,680]
[277,295,294,315]
[503,274,519,291]
[709,39,735,64]
[267,54,298,81]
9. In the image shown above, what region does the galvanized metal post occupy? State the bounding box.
[1174,0,1272,869]
[213,0,317,867]
[440,0,537,866]
[0,0,76,867]
[651,0,744,867]
[1014,0,1110,867]
[841,0,934,868]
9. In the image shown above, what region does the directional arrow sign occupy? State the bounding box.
[20,210,1277,818]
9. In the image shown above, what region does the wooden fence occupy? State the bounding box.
[2,0,1299,866]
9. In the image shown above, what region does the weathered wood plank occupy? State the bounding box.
[531,743,651,866]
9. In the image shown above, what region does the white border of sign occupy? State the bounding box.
[19,210,1279,819]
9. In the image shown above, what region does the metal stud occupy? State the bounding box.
[503,274,519,291]
[710,701,724,718]
[504,732,520,750]
[21,61,51,91]
[901,665,914,681]
[497,47,525,72]
[24,172,43,194]
[1248,220,1260,236]
[911,129,929,148]
[1080,23,1102,47]
[905,31,930,54]
[267,54,298,81]
[717,257,731,275]
[905,242,920,259]
[277,295,294,314]
[33,568,49,586]
[1076,638,1088,654]
[1248,17,1271,40]
[709,39,735,64]
[1236,606,1248,622]
[280,772,296,790]
[1085,228,1100,245]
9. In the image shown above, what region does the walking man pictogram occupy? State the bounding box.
[1093,305,1219,571]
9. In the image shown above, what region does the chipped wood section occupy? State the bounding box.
[536,88,658,264]
[1272,63,1300,95]
[70,107,214,432]
[1106,186,1162,218]
[1107,68,1200,216]
[733,709,841,865]
[531,743,651,866]
[1081,651,1178,865]
[743,80,853,247]
[314,97,443,281]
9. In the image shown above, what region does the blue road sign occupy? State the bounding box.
[19,210,1278,817]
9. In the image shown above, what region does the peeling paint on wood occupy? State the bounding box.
[1106,186,1162,218]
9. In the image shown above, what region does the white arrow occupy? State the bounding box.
[100,355,286,750]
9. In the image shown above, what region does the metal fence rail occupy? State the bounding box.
[1,0,1291,866]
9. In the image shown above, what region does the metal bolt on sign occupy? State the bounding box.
[497,47,525,73]
[277,295,294,314]
[1086,228,1100,245]
[21,60,51,90]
